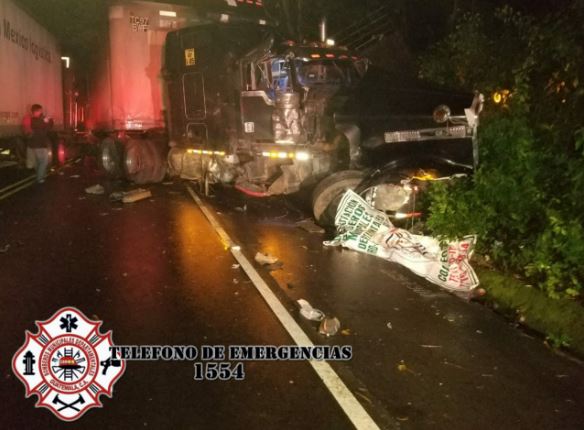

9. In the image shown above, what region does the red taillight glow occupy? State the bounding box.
[58,144,66,165]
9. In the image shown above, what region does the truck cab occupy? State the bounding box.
[164,22,367,196]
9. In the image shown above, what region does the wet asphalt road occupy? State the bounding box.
[1,162,584,430]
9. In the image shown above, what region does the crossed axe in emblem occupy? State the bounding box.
[52,394,85,412]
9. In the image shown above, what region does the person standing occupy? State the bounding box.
[26,104,53,183]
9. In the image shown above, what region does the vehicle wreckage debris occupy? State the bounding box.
[296,219,325,234]
[121,188,152,203]
[109,188,153,203]
[319,317,341,337]
[325,190,480,293]
[254,252,279,265]
[297,299,325,322]
[85,184,105,195]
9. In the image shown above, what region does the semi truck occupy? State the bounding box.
[0,0,64,165]
[160,1,483,225]
[93,0,482,225]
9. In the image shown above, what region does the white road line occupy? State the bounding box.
[0,174,36,195]
[0,159,79,201]
[186,185,381,430]
[0,177,37,201]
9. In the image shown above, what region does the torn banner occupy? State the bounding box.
[324,190,479,292]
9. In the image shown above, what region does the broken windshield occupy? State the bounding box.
[295,59,363,88]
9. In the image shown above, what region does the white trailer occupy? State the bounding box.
[0,0,63,150]
[88,0,196,132]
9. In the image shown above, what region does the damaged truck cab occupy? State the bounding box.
[164,20,368,197]
[162,10,483,226]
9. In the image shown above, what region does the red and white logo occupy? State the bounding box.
[12,307,125,421]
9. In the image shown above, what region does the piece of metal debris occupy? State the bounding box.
[254,252,279,265]
[85,184,105,195]
[297,299,325,322]
[122,188,152,203]
[319,317,341,337]
[296,219,325,234]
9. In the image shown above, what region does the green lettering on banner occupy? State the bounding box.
[358,237,368,251]
[440,250,448,263]
[438,266,449,282]
[3,19,10,40]
[367,244,378,254]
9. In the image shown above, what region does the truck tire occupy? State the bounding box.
[124,138,167,184]
[312,170,365,226]
[100,138,123,179]
[355,169,436,226]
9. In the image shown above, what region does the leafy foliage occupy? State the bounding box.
[419,5,584,299]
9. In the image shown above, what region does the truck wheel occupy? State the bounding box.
[100,138,123,178]
[124,138,167,184]
[312,170,365,226]
[355,170,431,226]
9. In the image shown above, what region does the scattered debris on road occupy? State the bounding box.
[297,299,325,322]
[319,316,341,337]
[296,219,325,234]
[0,244,10,253]
[254,252,279,265]
[85,184,105,195]
[109,188,153,203]
[325,190,480,293]
[122,188,152,203]
[386,322,393,330]
[231,264,240,270]
[397,360,416,374]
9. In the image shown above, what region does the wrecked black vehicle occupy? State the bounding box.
[312,66,484,225]
[161,12,483,225]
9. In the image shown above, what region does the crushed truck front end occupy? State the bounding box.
[164,21,367,196]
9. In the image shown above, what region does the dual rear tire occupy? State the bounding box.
[100,138,167,184]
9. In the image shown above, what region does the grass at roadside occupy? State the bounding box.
[477,268,584,359]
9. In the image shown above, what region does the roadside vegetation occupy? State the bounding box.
[419,4,584,300]
[418,4,584,354]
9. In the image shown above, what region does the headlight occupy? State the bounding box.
[492,89,510,105]
[433,104,451,123]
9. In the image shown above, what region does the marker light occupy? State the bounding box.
[260,151,311,160]
[295,151,310,161]
[187,149,225,156]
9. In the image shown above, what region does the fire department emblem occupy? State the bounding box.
[12,307,126,421]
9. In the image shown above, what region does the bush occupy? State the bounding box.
[419,5,584,299]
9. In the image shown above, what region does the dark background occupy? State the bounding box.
[14,0,571,75]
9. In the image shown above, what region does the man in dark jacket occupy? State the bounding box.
[26,104,53,183]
